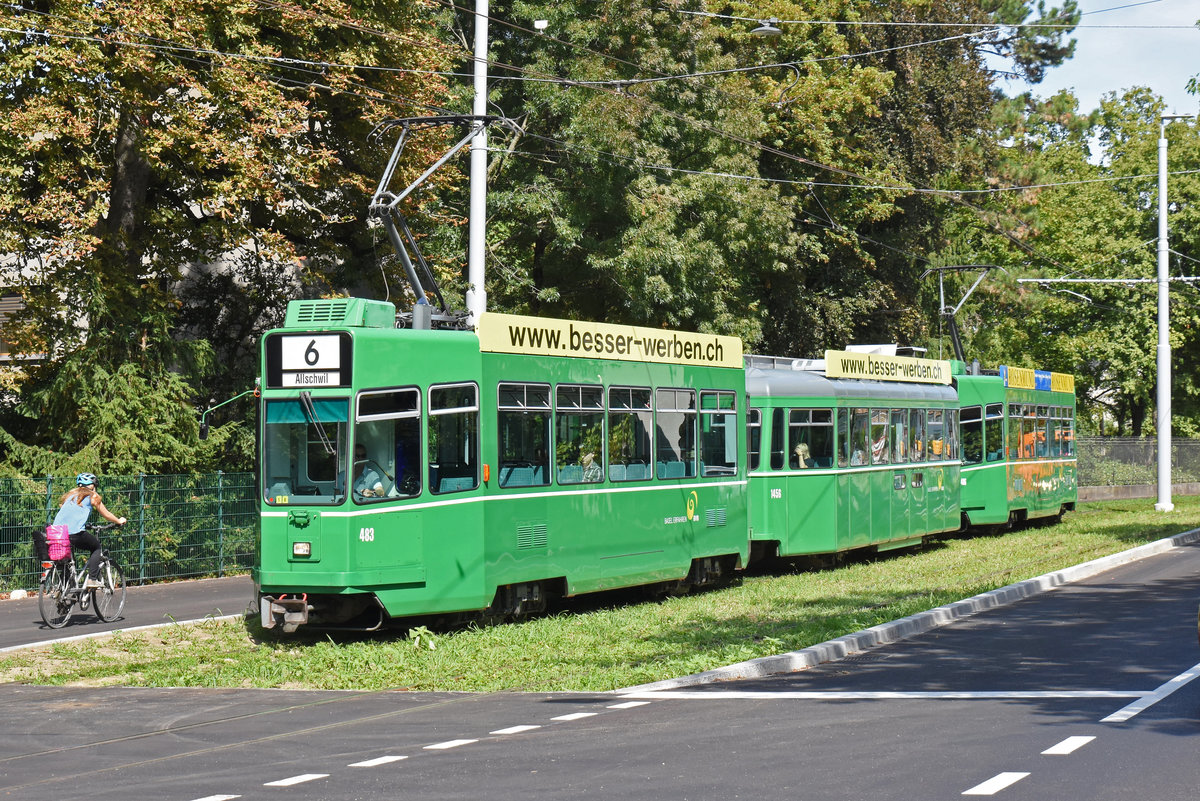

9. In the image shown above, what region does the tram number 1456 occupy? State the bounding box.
[359,528,376,542]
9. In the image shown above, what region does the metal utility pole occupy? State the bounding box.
[1155,114,1191,511]
[465,0,489,326]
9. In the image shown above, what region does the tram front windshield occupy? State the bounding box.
[262,397,349,505]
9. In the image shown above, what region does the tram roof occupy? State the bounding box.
[745,363,958,403]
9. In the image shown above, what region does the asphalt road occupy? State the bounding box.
[0,575,255,652]
[2,544,1199,800]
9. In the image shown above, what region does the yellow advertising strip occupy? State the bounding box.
[1050,372,1075,394]
[1005,366,1037,390]
[823,350,953,385]
[476,312,744,369]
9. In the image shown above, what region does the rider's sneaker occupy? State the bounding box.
[82,577,103,590]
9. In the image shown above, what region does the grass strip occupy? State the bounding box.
[2,497,1196,692]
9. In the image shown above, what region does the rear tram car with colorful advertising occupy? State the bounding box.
[955,364,1077,528]
[256,298,748,632]
[744,349,962,560]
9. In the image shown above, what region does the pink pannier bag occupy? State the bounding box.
[45,525,72,561]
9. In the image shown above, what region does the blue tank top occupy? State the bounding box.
[53,493,93,535]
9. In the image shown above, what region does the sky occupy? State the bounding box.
[993,0,1200,115]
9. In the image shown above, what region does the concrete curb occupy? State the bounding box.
[616,526,1200,694]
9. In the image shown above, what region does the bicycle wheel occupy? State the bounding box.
[92,559,127,622]
[38,563,74,629]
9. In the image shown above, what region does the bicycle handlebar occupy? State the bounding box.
[85,521,124,532]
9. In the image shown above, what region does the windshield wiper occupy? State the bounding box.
[299,391,337,455]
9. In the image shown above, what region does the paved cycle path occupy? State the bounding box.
[0,575,254,653]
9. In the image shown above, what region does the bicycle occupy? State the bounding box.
[38,522,128,629]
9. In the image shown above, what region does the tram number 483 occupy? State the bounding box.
[359,528,376,542]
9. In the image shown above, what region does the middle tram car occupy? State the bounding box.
[744,350,962,560]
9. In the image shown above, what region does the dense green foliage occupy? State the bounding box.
[0,0,1196,472]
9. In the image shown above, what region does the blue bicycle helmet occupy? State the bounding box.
[76,472,97,487]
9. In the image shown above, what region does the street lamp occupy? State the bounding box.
[1155,113,1191,512]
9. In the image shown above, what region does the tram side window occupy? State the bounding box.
[747,408,762,471]
[909,408,926,462]
[985,403,1004,461]
[947,409,959,460]
[429,383,479,494]
[870,409,889,465]
[1036,405,1050,457]
[262,398,348,505]
[609,387,652,481]
[961,406,982,465]
[771,407,786,470]
[656,388,697,479]
[789,409,833,469]
[1007,405,1022,460]
[841,408,869,467]
[700,391,737,476]
[927,410,945,461]
[556,384,604,484]
[497,383,551,488]
[1021,406,1038,459]
[356,387,422,501]
[890,409,907,463]
[1063,412,1075,456]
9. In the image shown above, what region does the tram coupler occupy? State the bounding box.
[261,594,309,633]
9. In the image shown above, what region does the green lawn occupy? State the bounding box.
[3,497,1197,692]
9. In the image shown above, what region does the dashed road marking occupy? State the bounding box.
[349,755,409,767]
[1102,661,1200,723]
[607,700,651,709]
[491,725,542,735]
[1042,736,1095,755]
[424,739,479,750]
[263,773,329,787]
[551,712,599,721]
[962,772,1030,796]
[191,796,240,801]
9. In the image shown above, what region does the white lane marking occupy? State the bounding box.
[619,690,1145,701]
[491,725,542,735]
[424,739,478,750]
[191,796,240,801]
[607,700,651,709]
[263,774,328,787]
[1102,661,1200,723]
[551,712,599,721]
[963,772,1030,795]
[1042,735,1095,755]
[349,755,409,767]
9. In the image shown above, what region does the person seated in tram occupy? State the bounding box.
[581,452,603,483]
[792,442,815,468]
[339,442,384,498]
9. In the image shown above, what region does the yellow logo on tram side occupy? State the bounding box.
[686,491,698,522]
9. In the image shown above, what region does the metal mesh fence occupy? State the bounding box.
[1075,437,1200,487]
[0,472,257,593]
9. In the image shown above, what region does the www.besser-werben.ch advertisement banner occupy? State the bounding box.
[824,350,953,385]
[476,312,744,369]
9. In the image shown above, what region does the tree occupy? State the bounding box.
[0,0,454,471]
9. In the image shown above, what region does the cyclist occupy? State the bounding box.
[52,473,126,589]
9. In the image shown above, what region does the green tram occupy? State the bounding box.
[955,364,1077,527]
[744,350,963,560]
[257,298,748,631]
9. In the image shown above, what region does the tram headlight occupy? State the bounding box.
[292,541,312,557]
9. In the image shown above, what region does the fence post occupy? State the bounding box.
[137,473,146,583]
[217,470,225,576]
[44,475,54,525]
